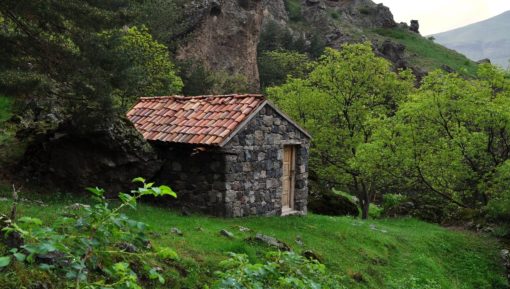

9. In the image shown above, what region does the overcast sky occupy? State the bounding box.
[373,0,510,35]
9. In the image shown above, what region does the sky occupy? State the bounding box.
[373,0,510,35]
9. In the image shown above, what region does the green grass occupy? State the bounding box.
[373,28,479,77]
[0,192,506,289]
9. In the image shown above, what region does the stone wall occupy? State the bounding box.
[154,144,227,215]
[222,104,310,217]
[154,103,310,218]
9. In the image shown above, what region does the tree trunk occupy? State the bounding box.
[361,199,369,220]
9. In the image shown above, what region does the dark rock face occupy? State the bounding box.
[18,117,162,194]
[477,58,491,64]
[376,40,408,70]
[308,190,359,216]
[262,0,288,24]
[301,0,396,33]
[441,64,455,73]
[410,20,420,34]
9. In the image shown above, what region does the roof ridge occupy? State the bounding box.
[140,94,264,100]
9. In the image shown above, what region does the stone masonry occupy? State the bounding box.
[154,103,310,217]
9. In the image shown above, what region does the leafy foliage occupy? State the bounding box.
[268,43,414,218]
[0,178,177,288]
[212,251,347,289]
[105,26,183,109]
[361,64,510,219]
[258,50,312,89]
[0,1,182,120]
[179,60,250,96]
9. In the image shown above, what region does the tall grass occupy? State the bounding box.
[374,28,478,77]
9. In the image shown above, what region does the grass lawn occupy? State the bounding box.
[0,190,506,289]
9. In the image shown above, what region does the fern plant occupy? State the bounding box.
[0,178,178,289]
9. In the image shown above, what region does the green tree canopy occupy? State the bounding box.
[268,43,414,218]
[0,0,182,120]
[359,65,510,212]
[105,26,183,109]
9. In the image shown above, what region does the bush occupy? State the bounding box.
[368,203,383,219]
[211,251,348,289]
[383,194,407,210]
[0,178,178,289]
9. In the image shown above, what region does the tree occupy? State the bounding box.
[258,50,312,89]
[361,65,510,213]
[106,26,183,109]
[268,43,414,218]
[0,1,182,120]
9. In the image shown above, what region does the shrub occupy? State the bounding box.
[382,194,408,211]
[211,251,348,289]
[0,178,178,289]
[368,203,383,219]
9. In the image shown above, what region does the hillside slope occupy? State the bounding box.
[0,193,507,289]
[176,0,480,90]
[433,11,510,68]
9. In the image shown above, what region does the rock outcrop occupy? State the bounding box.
[176,0,264,91]
[176,0,399,90]
[18,116,162,194]
[410,20,420,34]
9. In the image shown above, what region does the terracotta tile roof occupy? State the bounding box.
[127,94,266,146]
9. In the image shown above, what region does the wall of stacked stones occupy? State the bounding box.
[155,144,227,215]
[222,104,310,217]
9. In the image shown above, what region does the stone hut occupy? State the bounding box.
[127,94,311,217]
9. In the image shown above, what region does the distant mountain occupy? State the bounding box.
[432,11,510,68]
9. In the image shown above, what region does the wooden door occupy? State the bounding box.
[282,146,296,210]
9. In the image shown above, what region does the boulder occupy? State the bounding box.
[377,40,408,70]
[410,20,420,33]
[308,190,359,217]
[302,250,322,262]
[171,227,183,236]
[248,233,291,251]
[17,116,163,194]
[441,64,455,73]
[477,58,491,64]
[220,229,235,238]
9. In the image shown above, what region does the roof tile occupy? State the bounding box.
[127,94,265,146]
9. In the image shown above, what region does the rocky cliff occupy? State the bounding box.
[175,0,455,89]
[176,0,264,91]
